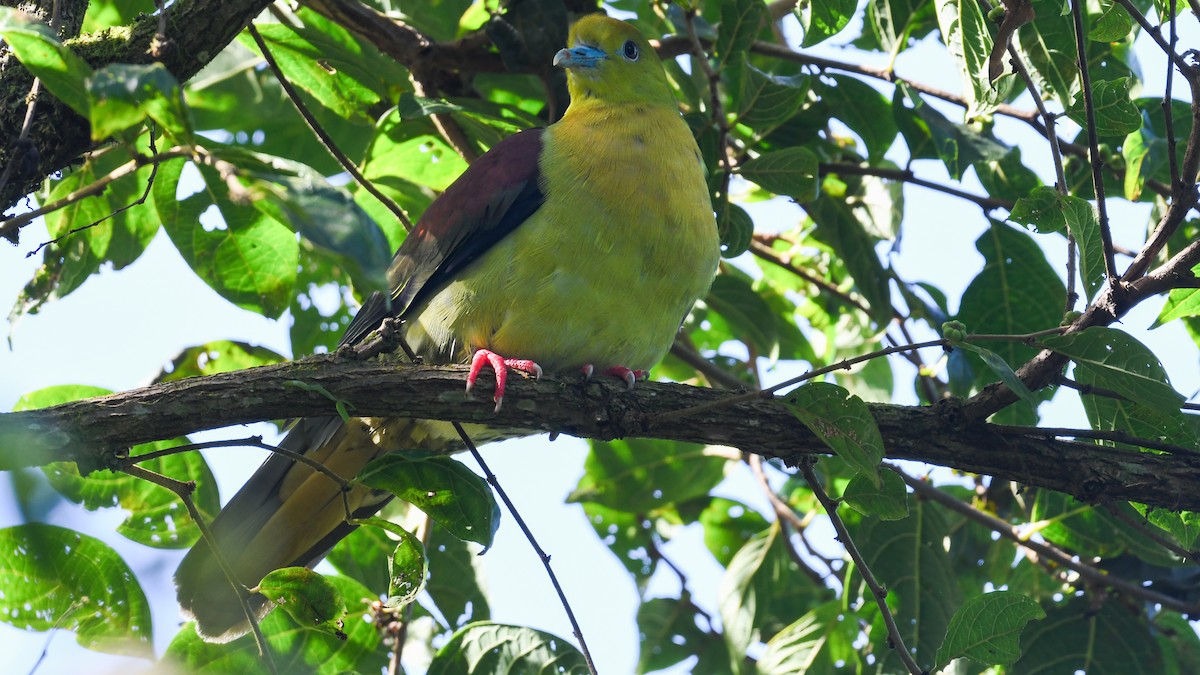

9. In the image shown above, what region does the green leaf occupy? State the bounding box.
[698,497,770,566]
[716,200,754,258]
[425,524,490,628]
[737,147,820,202]
[166,574,386,675]
[157,340,286,382]
[900,86,1009,179]
[820,75,897,161]
[757,601,856,675]
[0,523,151,655]
[86,63,194,141]
[363,112,470,191]
[0,8,93,115]
[1009,185,1067,234]
[1014,596,1163,673]
[720,522,827,667]
[1066,78,1142,137]
[1063,195,1107,300]
[715,0,768,70]
[357,455,501,548]
[1089,2,1133,42]
[850,499,960,671]
[1041,326,1183,411]
[429,622,589,674]
[326,521,393,594]
[705,273,782,359]
[1157,265,1200,326]
[255,567,347,639]
[935,0,1012,120]
[638,597,719,673]
[782,383,885,485]
[955,343,1040,410]
[974,147,1042,204]
[569,438,727,512]
[798,0,856,46]
[934,591,1045,669]
[842,469,909,520]
[1016,6,1080,105]
[14,385,220,548]
[152,157,298,317]
[737,65,809,132]
[353,517,427,606]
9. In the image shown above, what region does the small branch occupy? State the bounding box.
[122,464,277,672]
[990,424,1198,456]
[1164,0,1182,188]
[748,239,872,315]
[453,421,598,675]
[820,162,1012,212]
[246,23,414,232]
[1069,0,1120,287]
[668,339,747,390]
[1111,0,1196,74]
[801,461,922,675]
[749,454,832,584]
[893,465,1200,616]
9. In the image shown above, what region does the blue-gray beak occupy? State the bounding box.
[553,44,607,69]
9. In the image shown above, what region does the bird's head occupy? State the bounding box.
[553,15,675,108]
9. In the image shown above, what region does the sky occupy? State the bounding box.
[2,8,1199,675]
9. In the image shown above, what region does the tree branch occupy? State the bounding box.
[4,357,1200,511]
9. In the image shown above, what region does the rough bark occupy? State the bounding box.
[2,355,1198,511]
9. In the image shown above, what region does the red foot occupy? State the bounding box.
[581,364,648,390]
[466,349,542,412]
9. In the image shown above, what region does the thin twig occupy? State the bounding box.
[246,23,414,232]
[892,465,1200,616]
[748,454,836,581]
[748,239,872,316]
[1164,0,1182,188]
[990,424,1198,456]
[1101,503,1193,562]
[452,421,599,675]
[801,460,922,674]
[820,162,1011,211]
[668,339,747,390]
[1069,0,1120,285]
[123,464,278,673]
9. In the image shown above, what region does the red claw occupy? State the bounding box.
[581,364,648,390]
[466,349,542,412]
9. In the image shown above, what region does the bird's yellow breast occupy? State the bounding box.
[408,102,719,373]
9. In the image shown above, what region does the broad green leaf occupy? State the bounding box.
[716,200,754,258]
[357,455,500,549]
[363,112,470,191]
[719,522,827,667]
[152,157,298,317]
[0,524,151,655]
[737,65,808,132]
[715,0,768,70]
[326,521,393,594]
[1122,100,1193,201]
[804,179,894,326]
[798,0,856,46]
[15,385,219,548]
[737,147,820,202]
[1016,5,1080,105]
[87,63,194,141]
[1041,327,1183,411]
[255,568,347,639]
[757,601,857,675]
[1014,597,1163,673]
[157,340,286,382]
[569,438,727,512]
[1062,195,1106,300]
[820,75,897,161]
[166,574,385,675]
[935,0,1012,120]
[1090,1,1133,41]
[425,524,490,628]
[638,597,722,673]
[956,222,1065,400]
[900,86,1009,179]
[1009,185,1067,234]
[1143,508,1200,550]
[698,497,770,566]
[1065,78,1142,137]
[782,383,885,485]
[705,273,783,359]
[353,517,427,606]
[428,622,589,674]
[842,469,908,520]
[934,592,1045,669]
[1076,364,1199,456]
[974,147,1042,203]
[955,342,1040,410]
[0,8,93,115]
[81,0,156,33]
[851,499,960,672]
[862,0,939,53]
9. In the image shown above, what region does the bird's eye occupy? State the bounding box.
[622,40,639,61]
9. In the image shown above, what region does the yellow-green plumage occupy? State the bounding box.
[175,14,718,643]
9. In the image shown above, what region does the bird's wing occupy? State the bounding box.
[340,127,546,347]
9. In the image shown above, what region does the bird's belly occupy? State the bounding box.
[408,209,713,373]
